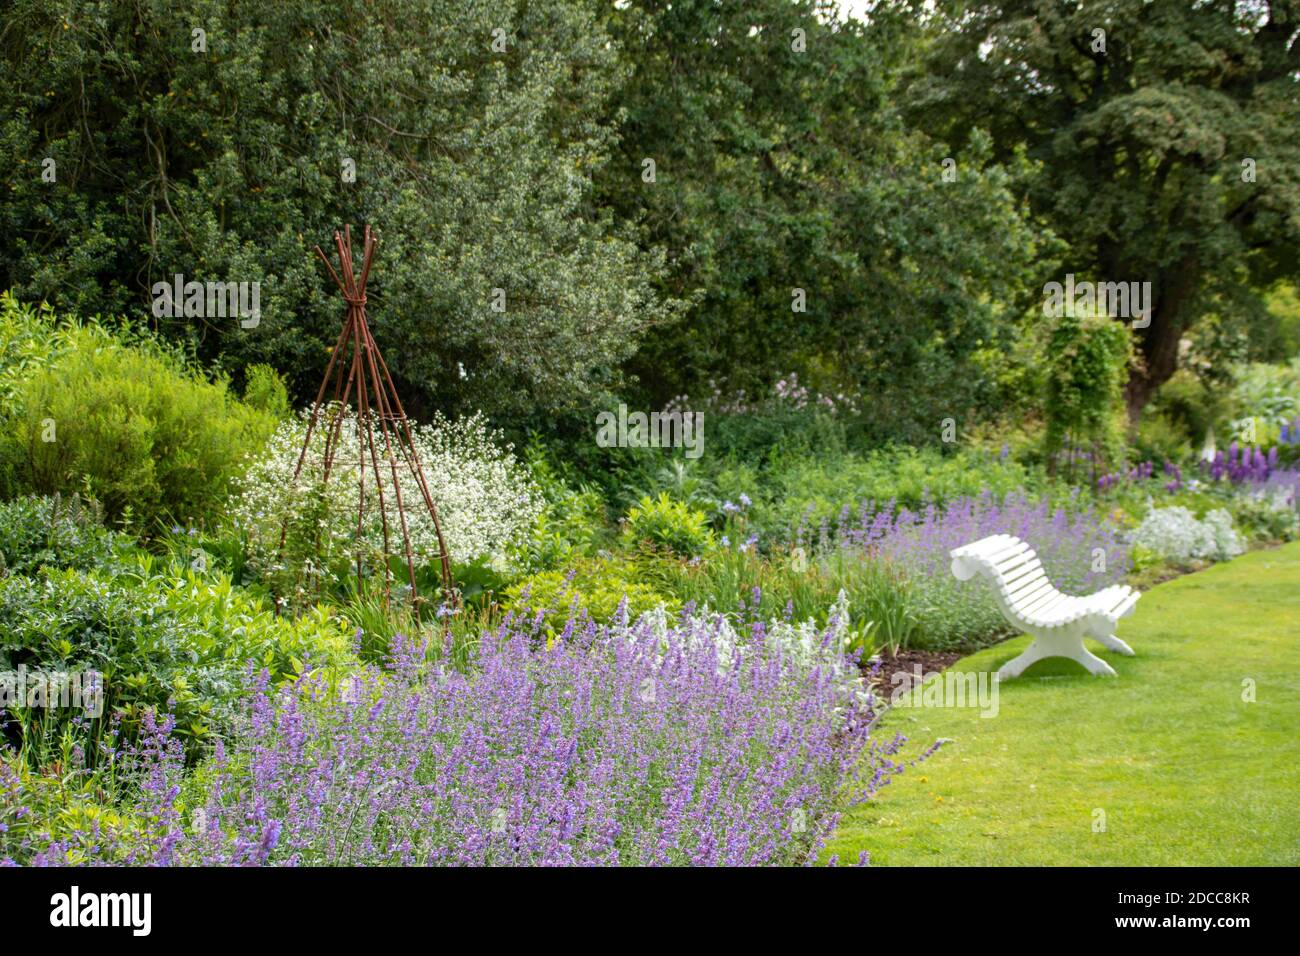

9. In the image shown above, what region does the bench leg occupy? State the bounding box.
[998,634,1118,678]
[997,639,1051,679]
[1095,633,1135,656]
[1071,645,1118,677]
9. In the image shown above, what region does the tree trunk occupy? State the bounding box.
[1125,255,1200,424]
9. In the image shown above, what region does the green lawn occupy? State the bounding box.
[826,541,1300,866]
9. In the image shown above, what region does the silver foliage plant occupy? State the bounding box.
[1131,505,1244,564]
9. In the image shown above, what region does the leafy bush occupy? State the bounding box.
[1225,360,1300,444]
[1150,368,1229,450]
[0,294,74,411]
[621,493,714,557]
[0,558,355,769]
[1132,411,1194,466]
[0,304,276,528]
[1043,313,1131,478]
[1229,492,1299,542]
[0,755,144,866]
[1130,506,1244,564]
[718,446,1042,543]
[232,408,543,604]
[242,364,291,420]
[0,494,123,576]
[0,1,664,425]
[516,440,610,572]
[505,561,677,629]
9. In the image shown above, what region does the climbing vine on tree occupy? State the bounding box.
[1044,315,1133,481]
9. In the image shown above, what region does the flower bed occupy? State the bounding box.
[10,608,909,867]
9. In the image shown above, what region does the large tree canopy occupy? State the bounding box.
[593,0,1041,442]
[899,0,1300,419]
[0,0,666,421]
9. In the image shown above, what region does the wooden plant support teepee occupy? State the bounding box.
[283,224,455,609]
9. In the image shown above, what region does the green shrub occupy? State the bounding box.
[621,493,715,557]
[0,494,123,576]
[0,754,145,866]
[242,363,291,419]
[518,439,611,571]
[715,446,1042,542]
[1150,368,1229,450]
[0,294,73,411]
[704,404,847,470]
[1225,359,1300,444]
[1229,493,1299,543]
[505,561,677,629]
[1043,313,1132,479]
[1132,410,1194,466]
[0,305,276,528]
[0,557,355,769]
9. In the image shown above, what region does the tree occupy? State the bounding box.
[0,0,667,423]
[899,0,1300,420]
[591,0,1040,442]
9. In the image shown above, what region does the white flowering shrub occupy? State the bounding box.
[231,406,542,601]
[1131,505,1244,564]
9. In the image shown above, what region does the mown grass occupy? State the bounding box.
[826,541,1300,865]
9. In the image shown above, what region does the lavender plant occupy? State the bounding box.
[827,491,1130,648]
[15,608,913,867]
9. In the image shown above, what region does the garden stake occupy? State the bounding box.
[277,225,456,616]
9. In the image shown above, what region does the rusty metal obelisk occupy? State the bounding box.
[284,224,454,609]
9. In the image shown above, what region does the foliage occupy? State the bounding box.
[516,438,610,571]
[1228,491,1299,543]
[621,493,715,558]
[0,303,276,527]
[0,0,666,425]
[902,0,1300,414]
[0,555,354,770]
[1042,313,1132,479]
[736,446,1044,543]
[0,494,123,576]
[1130,411,1194,468]
[595,0,1039,441]
[0,293,75,411]
[505,561,676,631]
[1225,359,1300,445]
[242,364,291,420]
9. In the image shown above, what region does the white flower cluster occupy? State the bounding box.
[1131,505,1244,564]
[231,407,543,586]
[635,590,865,680]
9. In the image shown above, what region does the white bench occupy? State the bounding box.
[950,534,1139,678]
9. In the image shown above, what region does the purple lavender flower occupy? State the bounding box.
[11,607,909,867]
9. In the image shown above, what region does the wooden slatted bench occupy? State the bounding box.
[949,533,1140,678]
